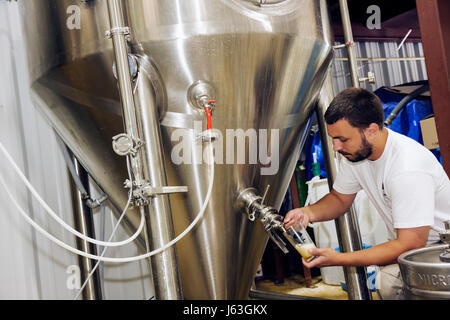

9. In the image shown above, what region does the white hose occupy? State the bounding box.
[0,143,215,263]
[0,141,144,247]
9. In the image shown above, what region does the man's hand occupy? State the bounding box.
[300,226,430,269]
[283,208,311,229]
[301,247,342,269]
[283,190,355,230]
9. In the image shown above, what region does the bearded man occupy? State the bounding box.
[284,87,450,299]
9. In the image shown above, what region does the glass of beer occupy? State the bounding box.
[283,222,317,262]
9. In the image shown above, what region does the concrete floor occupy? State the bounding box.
[255,274,379,300]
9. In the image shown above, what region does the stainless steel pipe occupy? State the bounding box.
[134,63,183,300]
[315,75,371,300]
[339,0,360,88]
[332,0,371,299]
[106,0,145,186]
[69,155,103,300]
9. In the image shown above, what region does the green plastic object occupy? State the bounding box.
[294,163,308,207]
[312,161,321,178]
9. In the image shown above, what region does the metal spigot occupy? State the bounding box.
[237,187,289,254]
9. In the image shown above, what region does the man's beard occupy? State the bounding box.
[339,131,373,162]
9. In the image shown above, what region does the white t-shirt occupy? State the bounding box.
[333,129,450,243]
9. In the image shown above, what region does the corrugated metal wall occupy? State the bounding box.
[0,2,154,300]
[332,41,428,93]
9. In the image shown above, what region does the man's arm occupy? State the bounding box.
[303,226,430,268]
[284,189,356,229]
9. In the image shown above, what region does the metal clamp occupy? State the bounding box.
[112,133,144,157]
[359,71,375,84]
[124,179,147,206]
[238,188,263,222]
[124,179,188,207]
[105,26,131,39]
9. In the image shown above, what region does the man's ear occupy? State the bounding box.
[366,123,379,137]
[367,123,380,136]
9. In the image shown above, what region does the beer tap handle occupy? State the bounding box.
[261,185,270,206]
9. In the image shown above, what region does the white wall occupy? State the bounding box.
[0,1,154,300]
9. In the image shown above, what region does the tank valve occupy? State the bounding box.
[198,99,220,143]
[204,100,215,130]
[237,187,288,254]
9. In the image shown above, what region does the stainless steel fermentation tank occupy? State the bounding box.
[20,0,335,299]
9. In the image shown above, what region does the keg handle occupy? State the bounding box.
[438,221,450,263]
[439,221,450,245]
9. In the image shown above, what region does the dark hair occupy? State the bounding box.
[324,87,384,130]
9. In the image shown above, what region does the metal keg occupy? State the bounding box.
[398,244,450,299]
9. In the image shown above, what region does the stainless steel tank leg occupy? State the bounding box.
[69,154,103,300]
[315,74,372,300]
[339,0,361,88]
